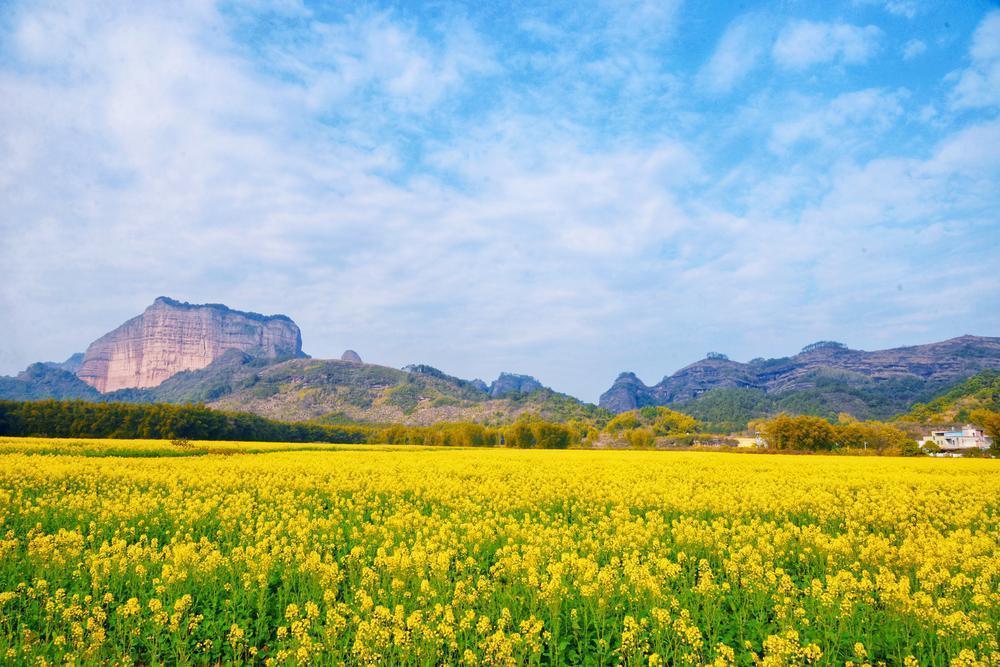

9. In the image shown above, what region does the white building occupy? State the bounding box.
[920,425,992,453]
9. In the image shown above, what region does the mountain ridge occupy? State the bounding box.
[600,335,1000,422]
[76,297,305,392]
[1,298,997,429]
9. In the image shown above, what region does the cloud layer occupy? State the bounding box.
[1,2,998,401]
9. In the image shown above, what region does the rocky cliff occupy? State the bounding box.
[599,336,1000,414]
[340,350,363,363]
[489,372,543,398]
[76,297,304,392]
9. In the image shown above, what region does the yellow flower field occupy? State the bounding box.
[0,437,997,666]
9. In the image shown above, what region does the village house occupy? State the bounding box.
[920,424,993,453]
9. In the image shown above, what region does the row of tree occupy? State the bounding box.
[970,409,1000,450]
[378,416,576,449]
[0,401,582,449]
[749,413,919,453]
[0,400,370,443]
[6,400,994,455]
[597,406,703,448]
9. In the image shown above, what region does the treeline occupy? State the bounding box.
[0,400,583,449]
[749,414,920,454]
[900,370,1000,424]
[379,417,576,449]
[597,406,702,448]
[0,400,369,443]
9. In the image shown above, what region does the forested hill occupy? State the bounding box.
[0,400,582,449]
[4,330,999,431]
[897,370,1000,424]
[0,352,607,427]
[0,400,369,443]
[600,336,1000,426]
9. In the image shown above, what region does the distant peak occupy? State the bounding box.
[148,297,293,323]
[489,372,543,398]
[800,341,848,354]
[77,297,303,393]
[496,371,535,380]
[340,350,363,363]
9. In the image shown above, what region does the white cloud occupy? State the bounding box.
[902,38,926,60]
[950,10,1000,109]
[773,20,881,70]
[287,13,498,116]
[698,14,767,93]
[0,1,998,401]
[769,88,906,152]
[854,0,920,19]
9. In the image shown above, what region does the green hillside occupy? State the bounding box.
[202,357,608,425]
[897,371,1000,424]
[675,370,955,433]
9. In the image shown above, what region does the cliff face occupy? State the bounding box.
[599,336,1000,413]
[489,373,543,398]
[76,297,304,392]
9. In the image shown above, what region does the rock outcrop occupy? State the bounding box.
[76,297,304,392]
[43,353,85,374]
[340,350,363,363]
[599,335,1000,413]
[489,372,543,398]
[0,363,99,401]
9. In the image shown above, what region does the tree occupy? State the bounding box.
[758,414,837,451]
[532,422,571,449]
[507,420,536,449]
[969,409,1000,455]
[626,428,655,449]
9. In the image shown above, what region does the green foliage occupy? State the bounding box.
[969,409,1000,455]
[602,407,700,448]
[771,372,932,420]
[507,421,536,448]
[900,371,1000,424]
[0,364,100,401]
[606,406,699,436]
[385,381,423,414]
[605,412,640,432]
[674,388,775,433]
[0,400,586,450]
[625,427,655,449]
[676,371,959,432]
[528,420,572,449]
[377,416,576,449]
[0,400,370,444]
[755,414,838,451]
[381,422,497,447]
[752,413,917,453]
[514,389,611,424]
[835,420,916,451]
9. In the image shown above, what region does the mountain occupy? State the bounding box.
[0,363,100,401]
[43,353,85,374]
[897,370,1000,424]
[149,356,603,426]
[0,297,604,425]
[340,350,363,363]
[6,299,996,429]
[76,297,304,392]
[488,372,543,398]
[600,336,1000,425]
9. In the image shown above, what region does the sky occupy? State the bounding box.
[1,0,999,402]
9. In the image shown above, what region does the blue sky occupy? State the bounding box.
[1,0,998,402]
